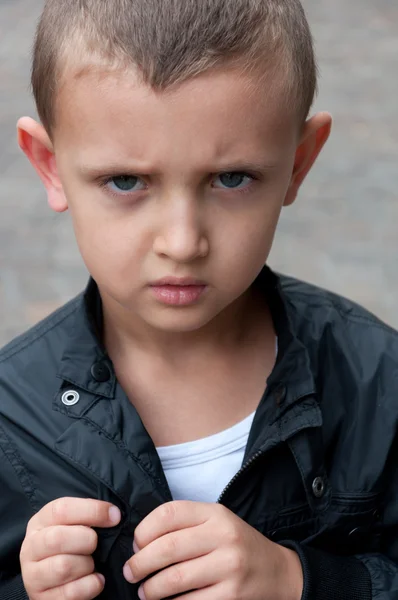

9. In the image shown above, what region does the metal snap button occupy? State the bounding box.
[61,390,80,406]
[91,362,111,383]
[312,476,325,498]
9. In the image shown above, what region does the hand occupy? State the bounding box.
[20,497,121,600]
[123,501,303,600]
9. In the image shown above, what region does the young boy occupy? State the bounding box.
[0,0,397,599]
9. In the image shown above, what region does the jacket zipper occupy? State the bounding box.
[217,448,264,504]
[217,391,316,504]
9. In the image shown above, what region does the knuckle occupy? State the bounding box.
[60,582,78,600]
[133,529,144,551]
[223,523,242,546]
[84,527,98,554]
[130,554,142,579]
[44,527,64,554]
[28,504,49,532]
[63,573,100,600]
[83,555,95,575]
[167,564,185,589]
[20,529,40,565]
[159,501,177,524]
[227,547,245,574]
[94,500,110,525]
[25,517,37,536]
[92,501,103,523]
[19,540,29,564]
[51,554,74,582]
[52,498,70,524]
[163,533,178,559]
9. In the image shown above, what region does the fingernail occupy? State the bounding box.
[138,585,146,600]
[97,573,105,586]
[109,506,121,525]
[123,562,135,584]
[133,540,140,553]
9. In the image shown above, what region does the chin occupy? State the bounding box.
[143,309,217,334]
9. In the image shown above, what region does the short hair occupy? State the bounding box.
[32,0,318,136]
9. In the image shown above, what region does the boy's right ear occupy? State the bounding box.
[17,117,68,213]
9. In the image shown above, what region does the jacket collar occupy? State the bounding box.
[242,267,317,459]
[57,278,116,398]
[260,267,316,407]
[57,266,316,407]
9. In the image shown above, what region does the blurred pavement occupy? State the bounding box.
[0,0,397,346]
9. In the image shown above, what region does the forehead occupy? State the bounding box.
[54,64,298,166]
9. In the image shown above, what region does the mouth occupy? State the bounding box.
[149,277,208,306]
[150,276,207,286]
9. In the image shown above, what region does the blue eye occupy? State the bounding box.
[107,175,145,193]
[214,172,253,190]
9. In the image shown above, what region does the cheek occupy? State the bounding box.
[215,196,284,291]
[218,197,283,262]
[66,195,147,280]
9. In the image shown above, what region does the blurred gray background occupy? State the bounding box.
[1,0,397,346]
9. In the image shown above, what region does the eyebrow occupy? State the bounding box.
[77,162,149,178]
[212,161,277,175]
[77,159,277,179]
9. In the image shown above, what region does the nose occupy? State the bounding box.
[153,194,209,263]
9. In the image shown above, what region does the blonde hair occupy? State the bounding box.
[32,0,317,135]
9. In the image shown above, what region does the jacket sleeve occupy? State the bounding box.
[0,428,33,600]
[286,543,398,600]
[284,451,398,599]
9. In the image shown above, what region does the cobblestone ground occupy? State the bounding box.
[0,0,397,346]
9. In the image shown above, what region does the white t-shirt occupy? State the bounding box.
[156,411,256,503]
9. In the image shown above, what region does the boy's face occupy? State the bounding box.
[19,66,331,334]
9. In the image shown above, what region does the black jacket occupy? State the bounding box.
[1,268,398,600]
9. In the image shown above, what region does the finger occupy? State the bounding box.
[127,523,215,583]
[139,555,218,600]
[25,554,95,592]
[134,501,211,550]
[26,526,98,562]
[40,573,105,600]
[27,498,121,532]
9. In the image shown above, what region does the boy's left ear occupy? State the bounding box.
[284,112,332,206]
